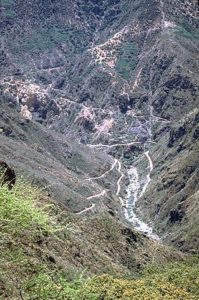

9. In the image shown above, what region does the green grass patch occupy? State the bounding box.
[0,182,55,237]
[1,0,16,18]
[0,180,77,299]
[175,20,199,41]
[1,0,14,6]
[175,27,199,41]
[16,27,86,54]
[116,42,139,79]
[2,9,16,18]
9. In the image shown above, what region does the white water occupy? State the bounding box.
[124,153,159,240]
[85,134,159,239]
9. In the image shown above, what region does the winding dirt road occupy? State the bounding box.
[76,203,95,215]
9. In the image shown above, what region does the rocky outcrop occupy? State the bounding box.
[169,209,184,223]
[0,161,16,189]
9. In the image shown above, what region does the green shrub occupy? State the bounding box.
[175,26,199,41]
[78,257,199,300]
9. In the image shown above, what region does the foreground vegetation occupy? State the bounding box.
[0,180,198,299]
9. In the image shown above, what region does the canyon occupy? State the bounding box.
[0,0,199,279]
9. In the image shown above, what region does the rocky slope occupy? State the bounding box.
[0,101,123,217]
[0,0,199,258]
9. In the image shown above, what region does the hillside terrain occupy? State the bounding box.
[0,182,198,299]
[0,0,199,294]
